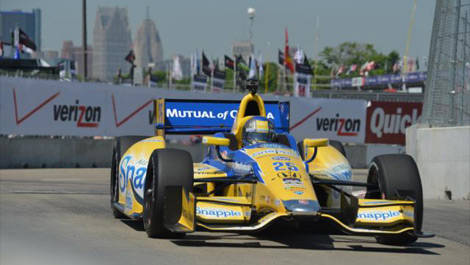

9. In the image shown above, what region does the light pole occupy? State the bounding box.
[247,7,256,45]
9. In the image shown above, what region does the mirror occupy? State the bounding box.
[202,136,230,146]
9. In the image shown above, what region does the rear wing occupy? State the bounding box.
[154,98,290,136]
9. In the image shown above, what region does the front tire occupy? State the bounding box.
[366,154,423,245]
[143,149,193,238]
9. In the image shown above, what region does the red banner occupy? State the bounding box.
[365,101,422,145]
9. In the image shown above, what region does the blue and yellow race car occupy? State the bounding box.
[110,86,433,245]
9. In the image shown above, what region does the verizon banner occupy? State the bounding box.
[365,101,422,145]
[1,77,368,142]
[289,98,367,143]
[0,77,156,136]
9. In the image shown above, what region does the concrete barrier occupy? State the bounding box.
[407,125,470,200]
[1,136,399,170]
[0,136,210,169]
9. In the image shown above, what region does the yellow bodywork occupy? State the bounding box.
[114,92,417,236]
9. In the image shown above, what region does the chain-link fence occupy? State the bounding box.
[423,0,470,126]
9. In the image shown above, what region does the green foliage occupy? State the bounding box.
[319,41,401,77]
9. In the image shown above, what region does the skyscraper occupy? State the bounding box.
[0,8,41,53]
[61,40,93,77]
[133,14,163,69]
[92,7,132,81]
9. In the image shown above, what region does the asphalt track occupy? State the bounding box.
[0,169,469,265]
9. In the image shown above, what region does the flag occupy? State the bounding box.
[14,28,36,53]
[336,65,345,77]
[202,51,212,76]
[346,64,357,75]
[359,61,368,76]
[196,50,201,74]
[125,50,135,64]
[365,61,375,72]
[0,42,3,57]
[190,52,197,76]
[294,48,304,64]
[224,55,234,70]
[248,55,257,79]
[236,55,249,73]
[258,54,263,77]
[171,56,183,81]
[278,50,284,65]
[284,28,295,73]
[303,55,313,74]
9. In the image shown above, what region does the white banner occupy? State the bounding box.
[289,98,367,143]
[0,77,367,143]
[0,77,155,136]
[293,72,311,97]
[191,74,207,92]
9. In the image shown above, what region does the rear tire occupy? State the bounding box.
[366,154,423,245]
[143,149,193,238]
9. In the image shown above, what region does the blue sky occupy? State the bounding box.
[1,0,435,61]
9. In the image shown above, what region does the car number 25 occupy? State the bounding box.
[272,162,299,171]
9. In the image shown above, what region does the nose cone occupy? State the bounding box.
[283,200,320,215]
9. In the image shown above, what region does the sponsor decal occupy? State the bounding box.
[165,108,275,121]
[366,101,422,145]
[53,100,101,128]
[119,155,147,198]
[13,87,60,125]
[250,149,297,158]
[282,178,305,195]
[357,210,401,221]
[196,207,242,218]
[271,156,291,161]
[316,113,361,136]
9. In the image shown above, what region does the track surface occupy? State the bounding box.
[1,169,469,265]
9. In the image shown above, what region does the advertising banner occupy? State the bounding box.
[288,98,367,143]
[191,74,207,92]
[365,101,422,145]
[211,70,225,93]
[163,99,290,134]
[293,72,311,97]
[0,78,156,137]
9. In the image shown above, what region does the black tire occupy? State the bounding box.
[110,144,127,219]
[143,149,193,238]
[329,140,347,158]
[366,154,423,245]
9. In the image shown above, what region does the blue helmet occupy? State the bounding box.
[242,116,274,146]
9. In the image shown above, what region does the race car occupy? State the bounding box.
[110,83,433,245]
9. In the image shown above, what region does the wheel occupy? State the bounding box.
[329,140,347,158]
[366,154,423,245]
[143,149,193,238]
[110,144,127,219]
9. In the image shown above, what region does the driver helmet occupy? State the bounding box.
[242,116,274,146]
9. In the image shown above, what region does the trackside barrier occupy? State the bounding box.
[406,125,470,200]
[0,76,421,145]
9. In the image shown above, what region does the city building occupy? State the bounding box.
[232,41,253,61]
[0,8,41,53]
[61,40,92,77]
[92,7,132,81]
[38,50,59,64]
[133,15,163,69]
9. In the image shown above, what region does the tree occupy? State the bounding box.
[319,42,400,77]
